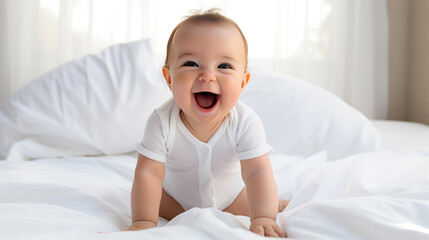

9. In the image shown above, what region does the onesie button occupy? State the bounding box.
[200,147,209,155]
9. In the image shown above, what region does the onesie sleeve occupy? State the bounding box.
[236,110,273,160]
[135,110,168,163]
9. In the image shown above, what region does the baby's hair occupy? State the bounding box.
[164,8,248,68]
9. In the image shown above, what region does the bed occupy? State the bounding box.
[1,39,428,240]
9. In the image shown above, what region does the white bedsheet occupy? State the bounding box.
[372,120,429,150]
[1,149,429,240]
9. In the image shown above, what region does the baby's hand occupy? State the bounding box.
[122,220,156,231]
[249,217,286,238]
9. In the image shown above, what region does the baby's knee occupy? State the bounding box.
[278,199,290,212]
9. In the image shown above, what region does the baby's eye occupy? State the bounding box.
[218,63,233,69]
[183,61,198,67]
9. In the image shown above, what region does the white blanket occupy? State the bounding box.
[2,148,429,239]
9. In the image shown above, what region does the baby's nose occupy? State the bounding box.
[198,69,216,82]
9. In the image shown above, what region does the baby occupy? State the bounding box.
[126,9,288,237]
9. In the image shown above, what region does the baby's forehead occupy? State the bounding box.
[174,21,241,40]
[172,22,246,55]
[166,20,248,67]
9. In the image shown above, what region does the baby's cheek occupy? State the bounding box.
[221,87,241,108]
[173,89,187,104]
[172,86,192,108]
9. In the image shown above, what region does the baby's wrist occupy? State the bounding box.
[251,216,276,223]
[127,220,157,231]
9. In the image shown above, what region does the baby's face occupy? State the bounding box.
[163,22,249,126]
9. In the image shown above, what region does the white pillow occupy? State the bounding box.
[240,68,379,160]
[0,40,378,161]
[0,39,171,160]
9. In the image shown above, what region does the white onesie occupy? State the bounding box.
[136,98,272,210]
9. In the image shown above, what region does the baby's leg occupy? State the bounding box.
[223,188,250,216]
[159,188,185,221]
[223,188,289,216]
[278,199,289,212]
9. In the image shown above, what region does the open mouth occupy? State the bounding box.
[193,92,220,111]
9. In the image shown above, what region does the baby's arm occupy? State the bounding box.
[125,153,165,231]
[241,153,286,237]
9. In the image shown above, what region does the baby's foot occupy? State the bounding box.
[278,199,290,212]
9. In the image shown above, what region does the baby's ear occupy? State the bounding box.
[241,71,250,90]
[162,66,172,90]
